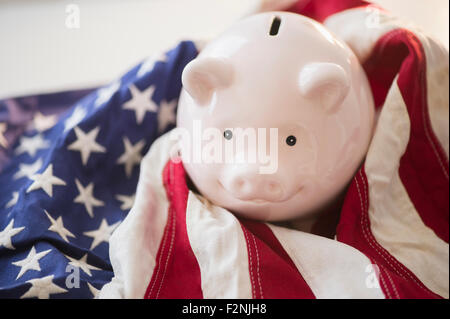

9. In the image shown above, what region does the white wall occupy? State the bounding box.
[0,0,448,99]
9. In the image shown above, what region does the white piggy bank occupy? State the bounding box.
[176,12,375,221]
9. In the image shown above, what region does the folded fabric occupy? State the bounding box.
[0,0,448,299]
[0,41,199,298]
[100,0,449,299]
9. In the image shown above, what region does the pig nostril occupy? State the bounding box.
[223,176,286,202]
[233,178,245,190]
[267,181,282,195]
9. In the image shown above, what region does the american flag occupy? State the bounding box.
[100,0,448,299]
[0,40,199,299]
[1,0,448,300]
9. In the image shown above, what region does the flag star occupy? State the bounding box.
[13,158,43,180]
[95,80,121,108]
[12,246,51,279]
[44,210,75,242]
[157,99,177,133]
[115,193,136,210]
[31,112,57,132]
[87,282,100,298]
[64,105,87,132]
[0,122,8,148]
[73,179,104,218]
[116,137,145,178]
[14,134,50,157]
[83,219,120,250]
[137,52,167,78]
[67,126,106,165]
[27,164,66,197]
[5,191,19,209]
[0,219,25,250]
[21,275,67,299]
[64,254,101,277]
[123,84,158,125]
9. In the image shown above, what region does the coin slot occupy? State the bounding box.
[269,16,281,36]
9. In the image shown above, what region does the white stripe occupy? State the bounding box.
[364,79,449,298]
[268,224,385,299]
[324,7,403,62]
[186,192,252,299]
[421,34,449,159]
[99,132,175,298]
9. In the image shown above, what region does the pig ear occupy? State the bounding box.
[182,57,234,106]
[299,63,350,113]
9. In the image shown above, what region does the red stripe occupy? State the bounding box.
[144,160,203,299]
[363,29,449,243]
[239,219,316,299]
[287,0,371,23]
[395,31,449,243]
[363,30,410,109]
[337,168,442,298]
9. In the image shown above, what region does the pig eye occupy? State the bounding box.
[286,135,297,146]
[224,129,233,140]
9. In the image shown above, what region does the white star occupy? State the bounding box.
[116,137,145,178]
[158,99,177,133]
[31,112,57,132]
[137,52,167,78]
[27,164,66,197]
[44,210,75,242]
[12,246,51,279]
[64,105,87,132]
[0,122,8,148]
[5,191,19,209]
[83,219,120,250]
[115,193,135,210]
[64,254,101,277]
[95,80,121,108]
[13,158,43,180]
[0,219,25,250]
[87,282,100,298]
[14,134,50,157]
[67,126,106,165]
[73,179,104,218]
[21,275,67,299]
[123,84,158,125]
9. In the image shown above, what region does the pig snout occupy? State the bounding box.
[220,166,284,202]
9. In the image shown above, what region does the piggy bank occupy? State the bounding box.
[176,12,375,221]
